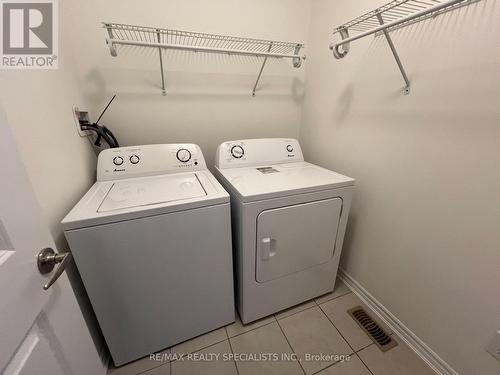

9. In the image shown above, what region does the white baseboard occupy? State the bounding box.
[338,268,459,375]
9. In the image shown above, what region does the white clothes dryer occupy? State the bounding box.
[214,138,354,324]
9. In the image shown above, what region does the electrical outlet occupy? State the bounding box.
[72,105,91,137]
[486,330,500,362]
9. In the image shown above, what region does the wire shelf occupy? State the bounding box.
[330,0,476,94]
[334,0,471,33]
[336,0,447,34]
[103,22,305,95]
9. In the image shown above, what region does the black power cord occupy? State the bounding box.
[80,95,120,148]
[80,123,119,148]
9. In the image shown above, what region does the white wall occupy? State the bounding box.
[300,0,500,374]
[0,49,95,252]
[66,0,310,166]
[0,0,104,364]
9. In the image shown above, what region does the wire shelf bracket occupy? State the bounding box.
[103,23,305,96]
[330,0,475,95]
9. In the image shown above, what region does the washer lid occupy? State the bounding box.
[62,170,229,231]
[216,162,355,202]
[98,173,206,212]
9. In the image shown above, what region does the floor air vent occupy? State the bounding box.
[348,306,398,352]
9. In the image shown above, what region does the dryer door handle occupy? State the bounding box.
[260,237,276,261]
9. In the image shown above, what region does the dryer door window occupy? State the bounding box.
[255,198,342,283]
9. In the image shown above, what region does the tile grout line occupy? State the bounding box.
[227,317,278,339]
[169,316,280,365]
[225,326,241,375]
[306,343,376,375]
[313,290,353,307]
[274,303,317,322]
[275,319,307,375]
[309,359,343,375]
[274,289,354,323]
[133,361,168,375]
[355,342,376,354]
[317,303,357,355]
[354,352,375,375]
[169,331,228,363]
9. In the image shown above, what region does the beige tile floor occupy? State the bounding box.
[109,279,435,375]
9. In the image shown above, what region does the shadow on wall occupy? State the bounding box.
[83,44,306,108]
[83,67,305,114]
[333,84,354,125]
[339,211,358,270]
[85,68,108,106]
[80,67,305,168]
[80,72,305,117]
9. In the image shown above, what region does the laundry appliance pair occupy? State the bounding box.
[62,139,354,366]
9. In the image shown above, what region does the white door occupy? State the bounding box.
[256,198,343,283]
[0,113,104,375]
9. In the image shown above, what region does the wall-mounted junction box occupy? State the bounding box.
[486,330,500,362]
[72,105,91,137]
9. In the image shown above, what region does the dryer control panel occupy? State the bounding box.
[215,138,304,169]
[97,144,206,181]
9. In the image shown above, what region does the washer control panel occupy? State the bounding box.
[215,138,303,169]
[97,144,206,181]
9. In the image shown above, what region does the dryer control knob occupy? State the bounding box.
[286,144,294,153]
[231,145,244,159]
[130,155,140,164]
[113,156,124,166]
[176,148,192,163]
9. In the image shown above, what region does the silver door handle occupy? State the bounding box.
[37,248,72,290]
[260,237,277,261]
[261,238,271,260]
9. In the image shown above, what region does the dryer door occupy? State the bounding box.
[256,198,342,283]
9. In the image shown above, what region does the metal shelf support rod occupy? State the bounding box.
[252,42,273,96]
[156,29,166,96]
[376,13,410,95]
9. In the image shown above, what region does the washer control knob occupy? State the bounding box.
[231,145,244,159]
[176,148,192,163]
[113,156,124,166]
[286,144,294,153]
[130,155,140,164]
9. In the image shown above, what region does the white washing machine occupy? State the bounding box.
[214,138,355,324]
[62,144,234,366]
